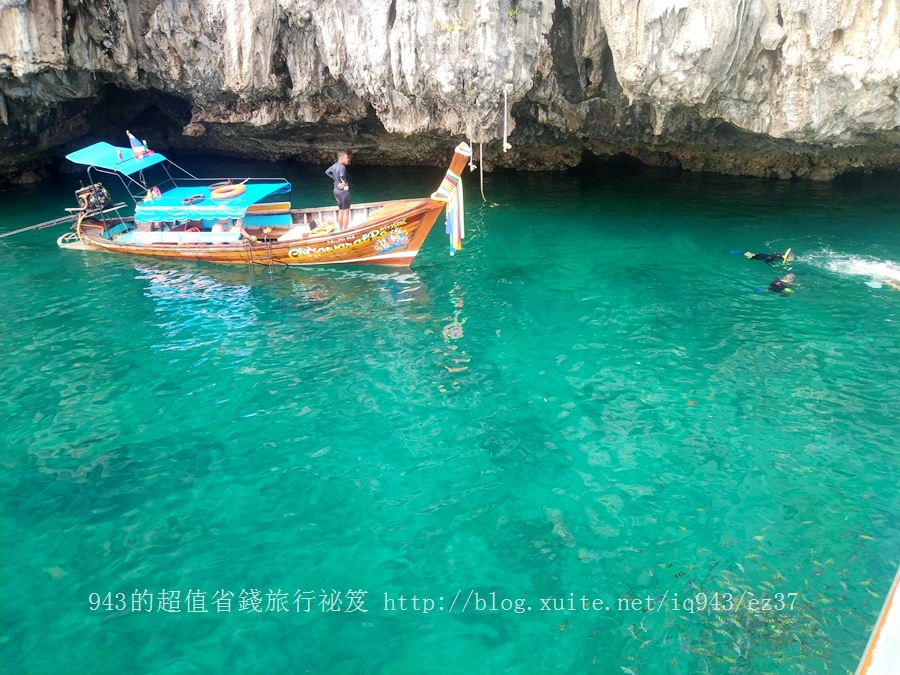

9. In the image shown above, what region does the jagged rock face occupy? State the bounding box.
[1,0,898,182]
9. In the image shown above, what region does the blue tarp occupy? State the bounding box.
[135,184,290,222]
[66,142,168,176]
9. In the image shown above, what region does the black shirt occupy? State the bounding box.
[767,279,793,294]
[325,162,348,190]
[751,253,784,264]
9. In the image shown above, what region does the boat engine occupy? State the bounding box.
[75,183,111,214]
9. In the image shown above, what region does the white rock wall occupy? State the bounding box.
[598,0,900,143]
[1,0,898,176]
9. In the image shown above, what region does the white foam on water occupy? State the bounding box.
[802,248,900,282]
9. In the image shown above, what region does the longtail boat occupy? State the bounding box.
[56,139,470,267]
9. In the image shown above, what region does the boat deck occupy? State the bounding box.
[856,563,900,675]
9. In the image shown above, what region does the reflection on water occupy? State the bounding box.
[442,283,467,341]
[436,283,471,393]
[135,264,434,330]
[325,269,431,308]
[138,267,258,337]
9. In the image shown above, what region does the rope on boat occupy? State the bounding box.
[451,177,464,254]
[238,234,289,277]
[244,238,255,274]
[466,135,485,202]
[479,143,486,203]
[503,88,512,152]
[265,236,275,274]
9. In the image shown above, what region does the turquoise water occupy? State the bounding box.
[1,158,899,675]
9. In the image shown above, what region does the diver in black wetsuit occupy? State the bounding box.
[743,249,795,265]
[767,272,796,295]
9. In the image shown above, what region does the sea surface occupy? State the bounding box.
[1,155,899,675]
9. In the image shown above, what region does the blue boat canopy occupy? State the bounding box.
[66,142,169,176]
[135,184,291,222]
[66,141,292,222]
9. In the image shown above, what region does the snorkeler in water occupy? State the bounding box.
[767,271,796,295]
[742,248,795,265]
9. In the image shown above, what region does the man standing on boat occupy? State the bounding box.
[326,151,351,231]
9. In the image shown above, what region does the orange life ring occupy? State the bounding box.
[210,184,246,200]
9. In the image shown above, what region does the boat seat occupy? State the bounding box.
[104,223,130,239]
[277,224,312,242]
[243,214,293,227]
[247,201,291,214]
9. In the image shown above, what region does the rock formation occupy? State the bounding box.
[1,0,898,182]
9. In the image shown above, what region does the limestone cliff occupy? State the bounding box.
[1,0,898,182]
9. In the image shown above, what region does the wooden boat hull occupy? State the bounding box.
[60,143,471,267]
[69,197,444,267]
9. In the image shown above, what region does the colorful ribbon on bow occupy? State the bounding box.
[432,169,465,255]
